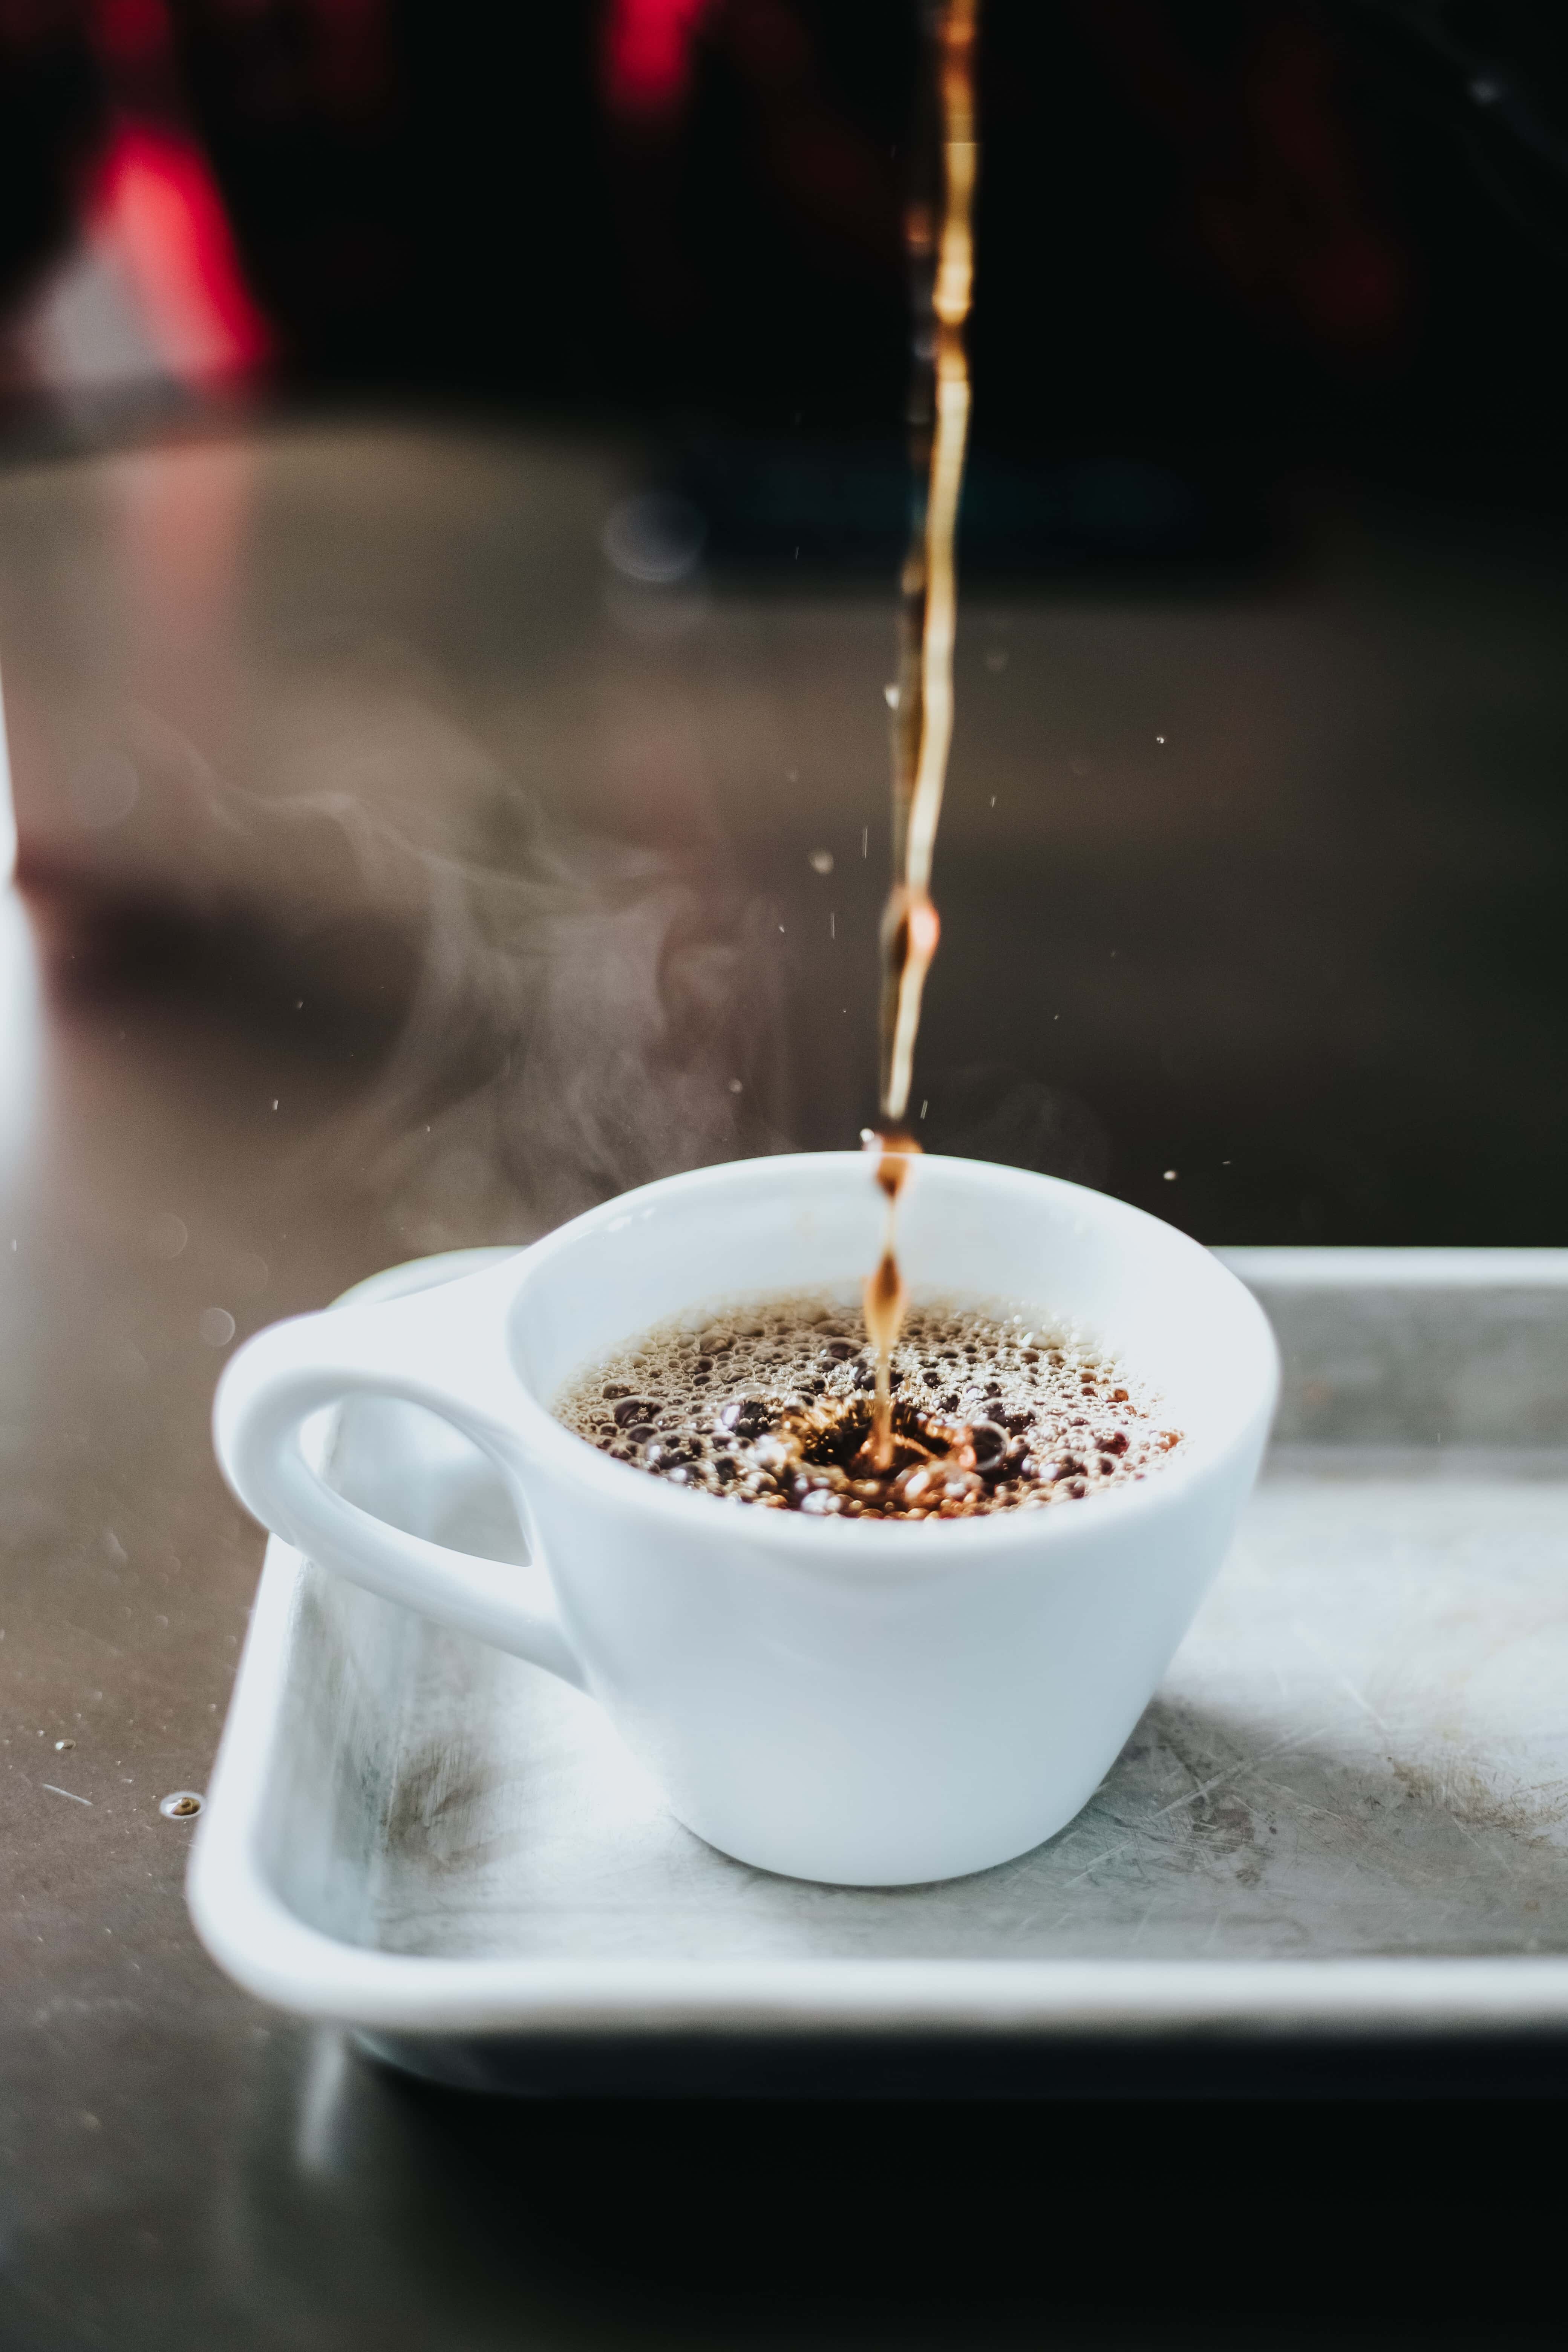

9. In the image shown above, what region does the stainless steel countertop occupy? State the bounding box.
[2,421,1564,2349]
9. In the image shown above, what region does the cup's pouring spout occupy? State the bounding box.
[213,1273,588,1690]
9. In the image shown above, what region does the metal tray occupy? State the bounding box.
[188,1247,1568,2096]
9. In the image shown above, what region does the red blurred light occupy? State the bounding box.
[92,0,171,66]
[91,124,274,382]
[603,0,714,121]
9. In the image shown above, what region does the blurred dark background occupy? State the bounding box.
[6,0,1568,1250]
[11,2,1568,507]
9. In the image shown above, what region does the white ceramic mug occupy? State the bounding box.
[214,1153,1278,1886]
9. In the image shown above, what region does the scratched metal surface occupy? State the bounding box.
[258,1264,1568,1970]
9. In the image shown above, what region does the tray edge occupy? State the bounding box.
[188,1533,1568,2041]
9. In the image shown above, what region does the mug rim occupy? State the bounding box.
[482,1152,1278,1566]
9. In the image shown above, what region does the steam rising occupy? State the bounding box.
[336,815,796,1247]
[114,696,795,1250]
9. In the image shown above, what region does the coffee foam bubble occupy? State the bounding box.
[554,1293,1181,1521]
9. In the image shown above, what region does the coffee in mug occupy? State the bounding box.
[555,1297,1181,1522]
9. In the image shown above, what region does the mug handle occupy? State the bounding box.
[213,1286,588,1690]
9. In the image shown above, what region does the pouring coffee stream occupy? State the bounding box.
[592,0,979,1511]
[862,0,980,1478]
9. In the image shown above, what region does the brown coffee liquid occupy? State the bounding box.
[865,0,980,1467]
[554,1296,1181,1522]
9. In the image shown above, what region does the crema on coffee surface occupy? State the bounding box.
[554,1296,1181,1522]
